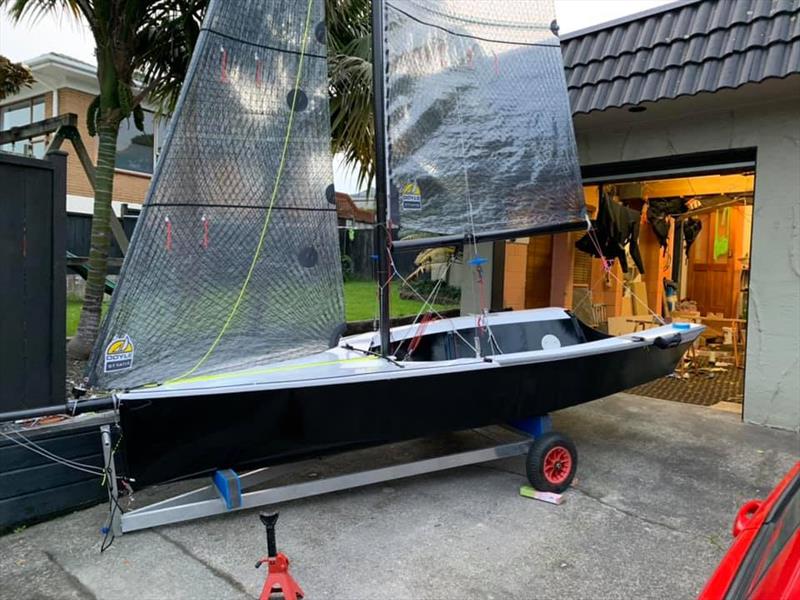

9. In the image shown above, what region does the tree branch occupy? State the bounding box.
[75,0,98,31]
[131,78,161,108]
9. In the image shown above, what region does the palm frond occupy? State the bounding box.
[0,55,35,100]
[326,0,374,188]
[0,0,85,26]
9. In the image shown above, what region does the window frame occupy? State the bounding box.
[114,108,169,177]
[0,95,48,158]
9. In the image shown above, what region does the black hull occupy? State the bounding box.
[120,340,692,486]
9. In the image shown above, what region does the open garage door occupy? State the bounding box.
[498,149,757,417]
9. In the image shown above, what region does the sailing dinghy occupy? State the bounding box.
[86,0,703,489]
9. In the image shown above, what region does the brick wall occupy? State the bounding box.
[57,88,150,205]
[57,88,95,199]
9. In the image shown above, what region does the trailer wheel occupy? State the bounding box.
[526,432,577,493]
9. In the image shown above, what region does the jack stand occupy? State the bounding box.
[255,512,304,600]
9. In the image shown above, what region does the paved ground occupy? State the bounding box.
[2,393,797,600]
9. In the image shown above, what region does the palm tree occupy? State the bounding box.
[326,0,373,188]
[0,0,204,359]
[2,0,369,359]
[0,55,34,100]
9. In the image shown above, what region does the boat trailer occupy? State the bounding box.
[101,414,577,535]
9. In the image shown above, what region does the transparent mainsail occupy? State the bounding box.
[384,0,586,240]
[88,0,344,389]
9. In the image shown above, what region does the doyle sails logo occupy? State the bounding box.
[103,335,135,373]
[400,182,422,211]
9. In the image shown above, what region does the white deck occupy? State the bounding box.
[119,308,704,400]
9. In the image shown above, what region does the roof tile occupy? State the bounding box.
[562,0,800,113]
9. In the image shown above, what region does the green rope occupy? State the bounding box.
[169,0,317,383]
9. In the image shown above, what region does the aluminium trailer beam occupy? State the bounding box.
[110,435,535,534]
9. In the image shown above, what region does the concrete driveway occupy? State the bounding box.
[1,393,797,600]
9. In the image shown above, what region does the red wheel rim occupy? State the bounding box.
[543,446,573,485]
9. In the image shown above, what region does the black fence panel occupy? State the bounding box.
[67,211,138,267]
[0,421,109,531]
[0,151,66,412]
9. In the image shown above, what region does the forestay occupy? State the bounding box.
[384,0,586,242]
[88,0,344,389]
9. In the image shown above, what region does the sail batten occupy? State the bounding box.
[88,0,344,390]
[384,0,586,243]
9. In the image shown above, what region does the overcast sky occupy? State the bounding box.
[0,0,673,192]
[0,1,673,65]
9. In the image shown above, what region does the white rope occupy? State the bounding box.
[488,326,505,354]
[0,430,106,476]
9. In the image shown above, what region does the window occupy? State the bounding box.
[0,96,47,158]
[116,110,155,174]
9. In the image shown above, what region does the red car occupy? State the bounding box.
[699,461,800,599]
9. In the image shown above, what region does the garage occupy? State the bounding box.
[497,0,800,431]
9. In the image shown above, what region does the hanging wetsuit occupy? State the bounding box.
[576,192,645,274]
[647,197,685,248]
[683,217,703,257]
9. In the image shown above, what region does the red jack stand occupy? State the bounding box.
[255,512,304,600]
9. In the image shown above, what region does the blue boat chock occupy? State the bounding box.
[213,469,243,510]
[511,414,552,438]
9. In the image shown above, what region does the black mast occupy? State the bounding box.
[371,0,391,357]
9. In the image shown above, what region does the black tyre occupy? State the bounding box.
[525,431,577,493]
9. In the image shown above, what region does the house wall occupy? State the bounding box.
[56,88,151,205]
[524,235,553,308]
[502,241,528,310]
[56,88,95,199]
[456,243,494,315]
[573,83,800,431]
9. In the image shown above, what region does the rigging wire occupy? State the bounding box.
[454,95,479,259]
[1,425,129,551]
[573,217,666,326]
[453,93,501,349]
[387,253,480,355]
[392,259,453,358]
[0,429,106,476]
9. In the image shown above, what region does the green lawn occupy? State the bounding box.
[343,280,457,322]
[66,281,457,336]
[67,299,109,338]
